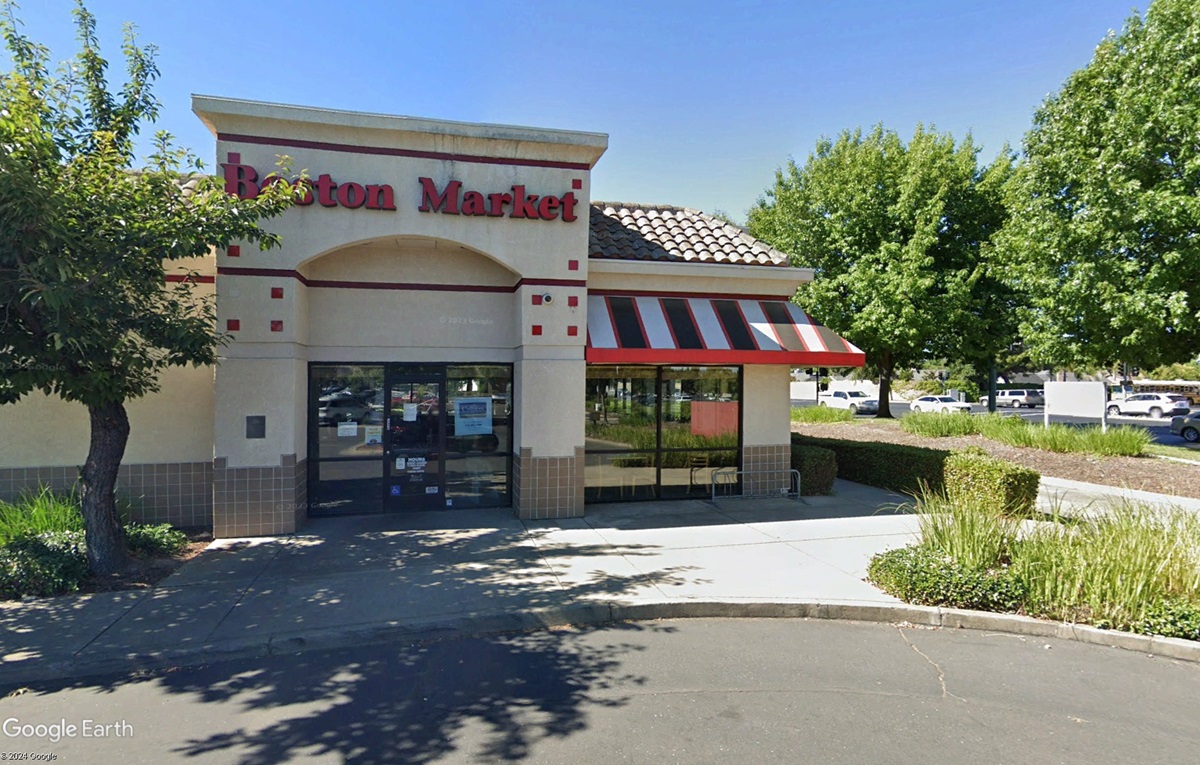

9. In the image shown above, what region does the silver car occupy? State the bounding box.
[1170,414,1199,443]
[996,389,1045,408]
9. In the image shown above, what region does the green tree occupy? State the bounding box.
[996,0,1200,370]
[0,2,296,574]
[748,125,1012,416]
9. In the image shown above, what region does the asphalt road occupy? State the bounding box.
[3,619,1197,764]
[794,400,1195,447]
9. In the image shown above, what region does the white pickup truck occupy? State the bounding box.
[817,390,879,414]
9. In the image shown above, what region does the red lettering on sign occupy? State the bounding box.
[418,177,461,214]
[461,190,487,216]
[365,184,396,211]
[560,191,579,222]
[487,192,511,217]
[223,161,259,198]
[537,195,560,219]
[509,185,539,219]
[314,174,338,208]
[338,182,366,209]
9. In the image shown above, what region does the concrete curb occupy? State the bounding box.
[3,600,1195,686]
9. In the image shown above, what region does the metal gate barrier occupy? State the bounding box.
[710,468,802,501]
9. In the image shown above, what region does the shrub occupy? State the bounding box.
[1132,599,1200,641]
[901,411,981,437]
[791,405,854,424]
[0,530,89,599]
[126,523,189,558]
[791,434,949,494]
[0,487,83,544]
[944,450,1040,516]
[791,445,837,495]
[867,545,1027,612]
[976,414,1150,457]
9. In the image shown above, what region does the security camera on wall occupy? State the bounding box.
[541,293,553,304]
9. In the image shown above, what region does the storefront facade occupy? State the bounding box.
[0,97,863,537]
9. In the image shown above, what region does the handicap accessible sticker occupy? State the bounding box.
[390,485,402,496]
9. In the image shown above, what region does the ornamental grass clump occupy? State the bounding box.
[0,487,84,545]
[909,487,1017,572]
[1012,500,1200,629]
[791,406,855,424]
[900,411,981,437]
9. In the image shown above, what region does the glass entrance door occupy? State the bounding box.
[385,374,445,510]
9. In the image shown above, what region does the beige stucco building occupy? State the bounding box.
[0,97,863,536]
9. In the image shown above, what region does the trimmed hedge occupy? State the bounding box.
[0,530,89,599]
[791,445,837,496]
[791,434,950,495]
[944,448,1040,516]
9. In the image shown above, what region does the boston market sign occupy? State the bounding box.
[222,159,580,223]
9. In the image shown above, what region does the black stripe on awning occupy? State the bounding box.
[713,300,756,351]
[760,301,805,351]
[608,296,648,349]
[662,298,704,349]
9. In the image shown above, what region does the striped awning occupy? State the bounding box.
[586,293,866,366]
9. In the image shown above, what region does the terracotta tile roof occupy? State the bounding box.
[589,202,790,267]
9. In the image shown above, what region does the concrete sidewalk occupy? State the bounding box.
[1,477,1196,685]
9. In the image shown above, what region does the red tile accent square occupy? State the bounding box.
[567,325,578,336]
[568,260,579,271]
[531,325,543,336]
[567,295,578,307]
[227,245,240,258]
[226,319,240,331]
[531,294,543,305]
[572,179,582,190]
[270,320,283,332]
[271,287,284,299]
[227,152,241,164]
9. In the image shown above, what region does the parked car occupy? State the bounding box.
[1170,414,1199,443]
[995,389,1044,408]
[318,395,371,425]
[818,390,879,414]
[1106,393,1190,419]
[910,395,972,414]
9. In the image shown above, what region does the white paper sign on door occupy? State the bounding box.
[403,403,418,422]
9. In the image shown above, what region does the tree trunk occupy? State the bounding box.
[81,401,130,576]
[876,352,895,418]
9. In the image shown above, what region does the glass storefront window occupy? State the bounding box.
[584,451,658,503]
[312,366,386,460]
[309,363,512,516]
[585,366,658,451]
[311,460,383,515]
[584,365,742,501]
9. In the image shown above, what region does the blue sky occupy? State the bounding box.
[8,0,1144,220]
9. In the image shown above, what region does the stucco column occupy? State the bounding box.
[740,365,795,496]
[512,283,587,519]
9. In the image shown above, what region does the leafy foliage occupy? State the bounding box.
[0,530,89,599]
[996,0,1200,369]
[125,523,188,557]
[0,486,84,543]
[0,2,297,574]
[790,444,837,495]
[749,125,1013,414]
[867,546,1027,612]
